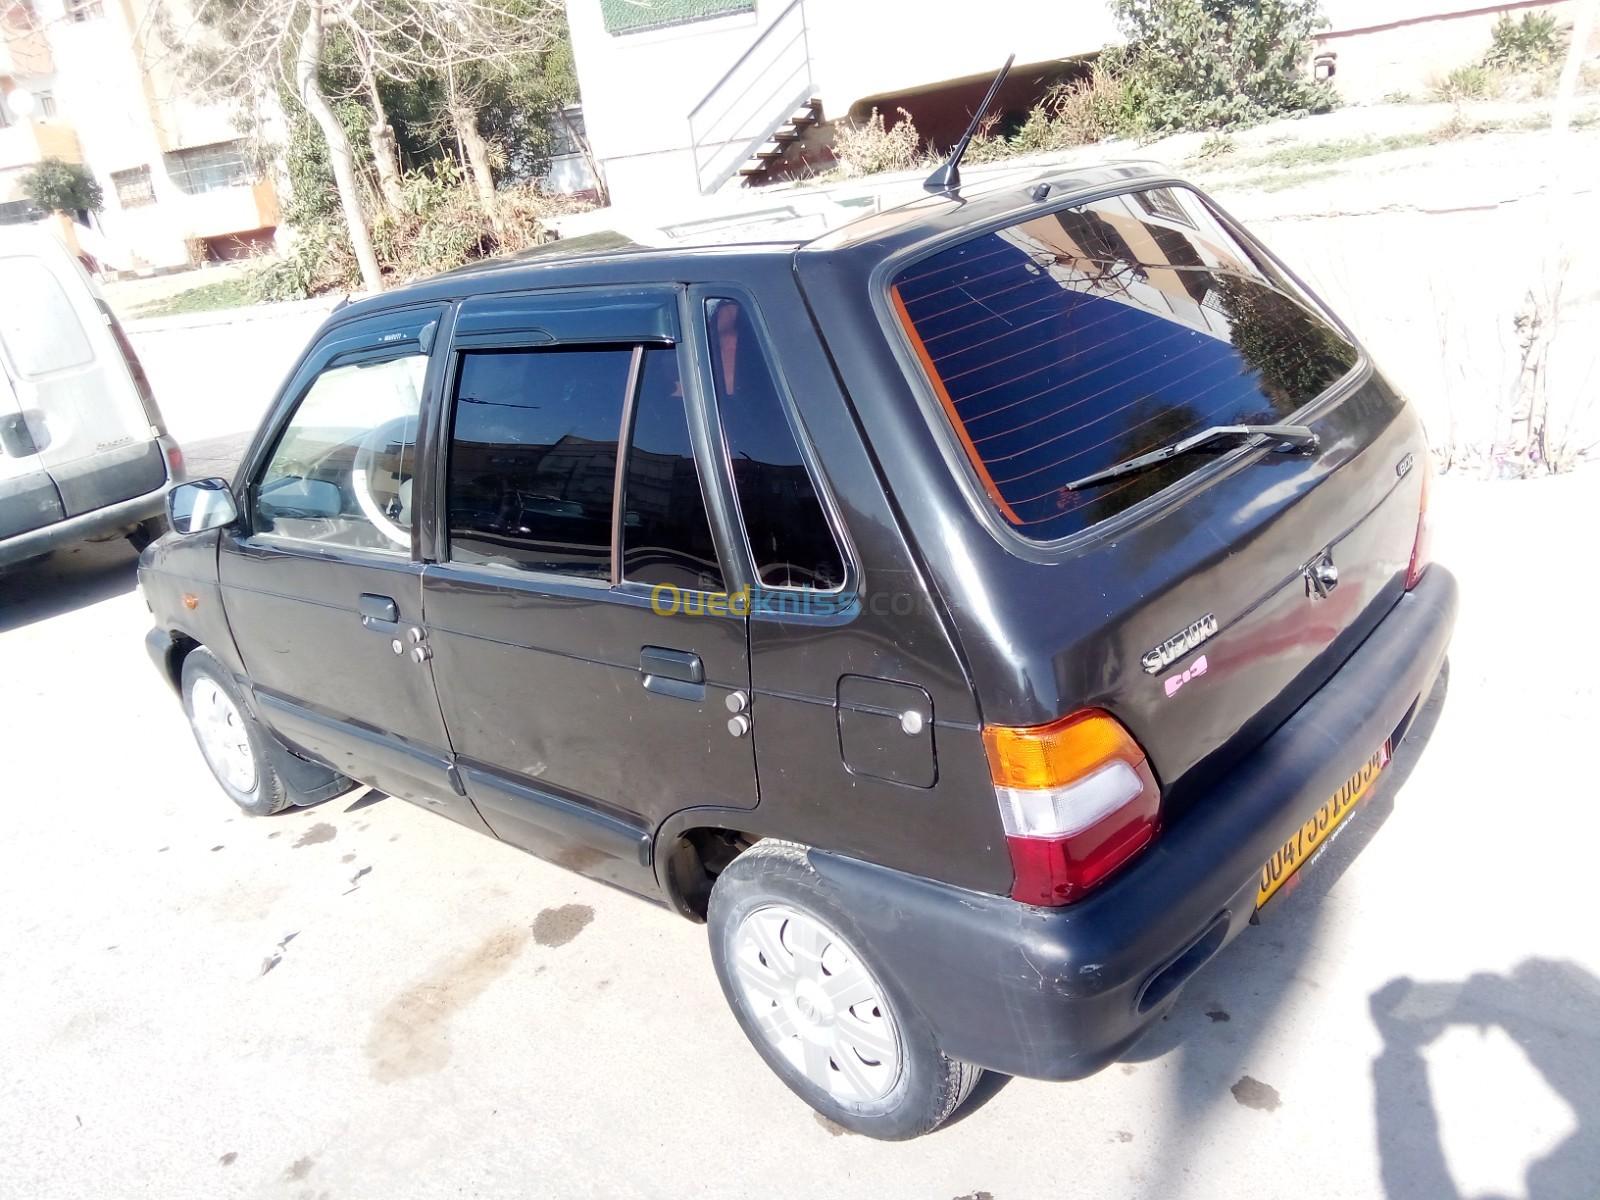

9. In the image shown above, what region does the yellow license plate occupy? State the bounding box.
[1256,742,1391,909]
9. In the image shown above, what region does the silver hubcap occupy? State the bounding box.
[731,904,902,1103]
[189,678,257,794]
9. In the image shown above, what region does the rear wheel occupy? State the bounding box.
[180,648,350,815]
[126,517,165,553]
[707,840,981,1140]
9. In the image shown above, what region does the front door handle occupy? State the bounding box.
[358,593,399,629]
[640,646,704,701]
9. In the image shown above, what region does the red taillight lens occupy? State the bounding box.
[166,442,185,478]
[983,710,1161,906]
[1405,453,1432,590]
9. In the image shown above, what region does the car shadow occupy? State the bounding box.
[1369,958,1600,1198]
[0,537,142,634]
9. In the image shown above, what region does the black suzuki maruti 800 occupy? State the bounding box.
[141,161,1455,1139]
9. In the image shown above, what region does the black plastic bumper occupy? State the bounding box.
[809,566,1458,1081]
[0,436,177,568]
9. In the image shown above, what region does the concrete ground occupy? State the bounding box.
[1,461,1597,1198]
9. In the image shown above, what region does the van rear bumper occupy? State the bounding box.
[808,566,1458,1081]
[0,462,171,568]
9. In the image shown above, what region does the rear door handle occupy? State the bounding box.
[640,646,704,700]
[358,593,399,629]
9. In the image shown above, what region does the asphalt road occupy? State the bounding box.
[1,472,1596,1200]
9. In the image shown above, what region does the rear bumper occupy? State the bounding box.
[809,566,1458,1081]
[0,464,172,568]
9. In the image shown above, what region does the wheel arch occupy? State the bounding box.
[654,811,778,921]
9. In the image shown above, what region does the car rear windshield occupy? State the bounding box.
[890,185,1359,541]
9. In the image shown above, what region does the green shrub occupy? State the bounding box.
[1103,0,1336,133]
[1431,64,1495,103]
[20,158,103,214]
[1483,11,1566,71]
[246,222,357,302]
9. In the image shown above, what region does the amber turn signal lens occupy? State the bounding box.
[982,709,1145,790]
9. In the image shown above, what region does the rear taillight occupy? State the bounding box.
[1405,453,1432,590]
[983,710,1161,906]
[166,442,185,478]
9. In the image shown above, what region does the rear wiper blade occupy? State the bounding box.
[1066,425,1318,492]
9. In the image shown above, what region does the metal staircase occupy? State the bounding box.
[687,0,818,194]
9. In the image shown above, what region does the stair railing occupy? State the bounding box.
[687,0,814,194]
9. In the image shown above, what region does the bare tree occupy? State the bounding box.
[341,20,406,217]
[294,0,383,289]
[151,0,566,294]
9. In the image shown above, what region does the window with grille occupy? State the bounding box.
[66,0,104,21]
[112,166,156,209]
[163,141,252,195]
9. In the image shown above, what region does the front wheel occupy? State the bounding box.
[180,648,351,815]
[707,840,981,1140]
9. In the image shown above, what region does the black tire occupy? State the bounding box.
[179,648,351,816]
[126,517,166,553]
[707,840,981,1140]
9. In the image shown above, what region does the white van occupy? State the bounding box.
[0,228,182,567]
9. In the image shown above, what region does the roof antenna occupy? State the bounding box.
[923,53,1015,194]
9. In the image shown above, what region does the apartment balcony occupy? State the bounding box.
[1,11,53,76]
[0,120,83,171]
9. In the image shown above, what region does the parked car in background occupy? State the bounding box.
[138,161,1455,1139]
[0,228,182,568]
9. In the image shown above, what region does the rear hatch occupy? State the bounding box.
[0,238,170,520]
[881,182,1427,802]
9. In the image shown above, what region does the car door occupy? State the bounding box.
[419,287,755,892]
[218,305,490,834]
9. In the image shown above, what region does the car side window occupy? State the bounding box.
[446,347,632,578]
[253,353,426,555]
[705,297,844,591]
[622,348,724,592]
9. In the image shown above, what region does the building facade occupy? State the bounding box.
[0,0,278,272]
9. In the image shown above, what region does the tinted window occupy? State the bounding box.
[622,349,723,591]
[254,354,426,555]
[892,186,1359,541]
[447,347,631,577]
[706,298,843,590]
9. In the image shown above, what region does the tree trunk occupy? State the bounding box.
[452,103,505,240]
[347,25,405,216]
[1553,0,1598,134]
[296,0,383,293]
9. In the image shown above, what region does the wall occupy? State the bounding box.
[1315,0,1578,103]
[564,0,1118,204]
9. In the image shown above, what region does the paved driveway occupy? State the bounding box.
[1,472,1595,1200]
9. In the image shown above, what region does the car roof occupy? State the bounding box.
[333,159,1174,323]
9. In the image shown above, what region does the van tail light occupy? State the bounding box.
[982,710,1161,906]
[1405,452,1433,591]
[97,299,167,437]
[166,442,185,478]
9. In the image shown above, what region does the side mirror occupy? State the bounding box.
[168,478,239,535]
